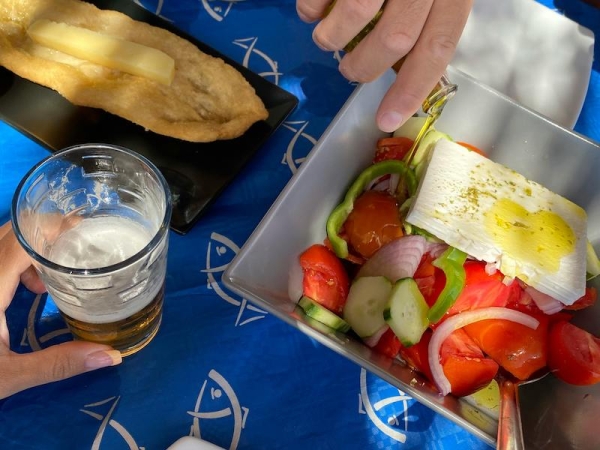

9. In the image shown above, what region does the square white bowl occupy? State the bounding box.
[223,67,600,448]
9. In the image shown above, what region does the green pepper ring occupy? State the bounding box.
[428,247,468,323]
[325,160,417,259]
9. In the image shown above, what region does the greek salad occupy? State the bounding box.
[295,118,600,397]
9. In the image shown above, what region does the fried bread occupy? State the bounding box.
[0,0,269,142]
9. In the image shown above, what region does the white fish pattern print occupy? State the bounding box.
[202,232,268,326]
[201,0,243,22]
[133,0,172,22]
[358,368,414,444]
[233,37,281,85]
[20,293,70,351]
[80,396,142,450]
[188,369,249,450]
[280,120,317,174]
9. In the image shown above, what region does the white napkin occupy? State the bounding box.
[452,0,594,128]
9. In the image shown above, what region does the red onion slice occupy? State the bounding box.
[366,175,390,191]
[388,173,400,194]
[424,241,448,259]
[484,262,498,276]
[363,325,389,348]
[371,180,390,192]
[357,235,427,281]
[525,286,564,315]
[428,307,540,396]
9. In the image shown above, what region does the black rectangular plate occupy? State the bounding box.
[0,0,298,234]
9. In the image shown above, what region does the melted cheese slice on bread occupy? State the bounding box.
[28,19,175,86]
[0,0,268,142]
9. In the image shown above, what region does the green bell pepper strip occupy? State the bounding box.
[326,160,416,259]
[427,247,468,323]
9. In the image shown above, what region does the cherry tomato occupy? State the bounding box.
[463,313,549,380]
[548,320,600,386]
[374,137,414,162]
[372,328,401,358]
[563,287,597,311]
[343,190,403,259]
[447,262,519,315]
[457,141,487,157]
[299,244,349,314]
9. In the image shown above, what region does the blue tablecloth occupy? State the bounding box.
[0,1,598,449]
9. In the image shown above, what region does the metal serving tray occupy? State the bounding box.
[223,66,600,449]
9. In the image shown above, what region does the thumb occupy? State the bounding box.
[0,341,122,399]
[20,265,46,295]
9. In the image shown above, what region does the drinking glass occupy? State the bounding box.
[12,143,172,356]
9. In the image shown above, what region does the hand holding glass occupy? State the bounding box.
[12,144,172,356]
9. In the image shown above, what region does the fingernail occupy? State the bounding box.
[311,29,330,51]
[297,9,312,23]
[378,111,404,133]
[85,350,123,370]
[338,59,351,79]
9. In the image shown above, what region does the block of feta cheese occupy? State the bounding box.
[405,139,587,305]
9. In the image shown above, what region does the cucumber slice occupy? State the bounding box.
[587,240,600,280]
[393,116,429,141]
[298,296,351,333]
[343,276,393,338]
[383,278,429,347]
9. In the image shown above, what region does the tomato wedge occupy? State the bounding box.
[439,329,499,397]
[414,254,445,307]
[414,254,436,279]
[398,329,498,397]
[463,313,549,380]
[447,261,519,315]
[374,137,414,162]
[299,244,349,314]
[548,320,600,386]
[457,141,487,157]
[506,286,544,316]
[398,330,434,382]
[563,287,597,311]
[372,328,401,359]
[343,190,403,259]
